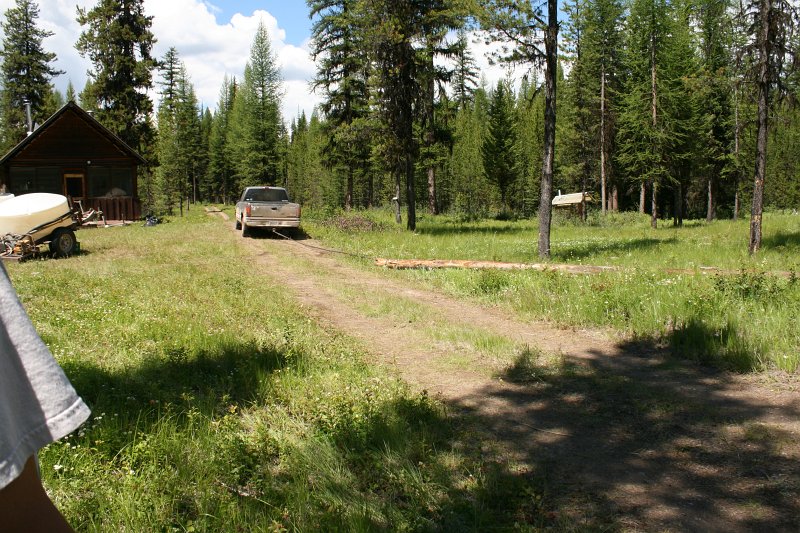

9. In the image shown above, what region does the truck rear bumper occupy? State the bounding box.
[243,217,300,228]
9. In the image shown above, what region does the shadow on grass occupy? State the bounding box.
[669,317,763,372]
[762,231,800,251]
[553,236,675,261]
[444,337,800,531]
[416,224,529,237]
[57,341,554,530]
[62,340,290,421]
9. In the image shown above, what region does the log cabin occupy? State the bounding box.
[0,101,146,220]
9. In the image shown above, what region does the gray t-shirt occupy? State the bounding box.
[0,263,90,490]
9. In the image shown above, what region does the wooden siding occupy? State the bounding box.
[0,104,144,220]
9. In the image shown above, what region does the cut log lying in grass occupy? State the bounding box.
[376,258,796,278]
[375,258,620,274]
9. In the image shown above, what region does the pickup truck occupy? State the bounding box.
[235,186,301,237]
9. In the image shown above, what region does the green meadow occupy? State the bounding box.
[6,207,798,531]
[304,209,800,372]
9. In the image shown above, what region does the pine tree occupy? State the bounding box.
[482,80,519,212]
[207,76,237,203]
[309,0,371,210]
[228,22,283,189]
[478,0,559,258]
[0,0,63,149]
[457,85,492,216]
[76,0,157,156]
[65,81,77,102]
[362,0,418,229]
[741,0,797,253]
[617,0,690,227]
[452,29,479,109]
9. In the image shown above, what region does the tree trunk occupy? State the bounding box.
[706,177,714,222]
[427,166,436,215]
[425,65,437,215]
[406,153,416,231]
[650,31,658,230]
[612,186,618,211]
[368,171,374,209]
[650,179,657,229]
[750,0,770,255]
[640,182,646,214]
[346,166,353,210]
[537,0,558,259]
[600,65,607,215]
[733,83,741,221]
[394,165,402,224]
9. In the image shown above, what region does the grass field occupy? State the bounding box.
[301,208,800,372]
[7,211,540,532]
[7,207,798,531]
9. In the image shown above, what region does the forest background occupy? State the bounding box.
[1,0,799,242]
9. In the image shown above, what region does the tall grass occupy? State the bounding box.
[303,209,800,372]
[7,211,540,531]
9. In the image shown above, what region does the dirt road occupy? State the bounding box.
[235,226,800,532]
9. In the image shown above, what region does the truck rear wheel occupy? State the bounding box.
[241,221,250,237]
[49,228,77,257]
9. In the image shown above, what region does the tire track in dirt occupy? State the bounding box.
[235,227,800,532]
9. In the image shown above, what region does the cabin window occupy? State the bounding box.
[8,166,62,195]
[88,166,132,197]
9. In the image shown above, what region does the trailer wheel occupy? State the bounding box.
[49,228,77,257]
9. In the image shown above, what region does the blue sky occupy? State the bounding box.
[212,1,312,45]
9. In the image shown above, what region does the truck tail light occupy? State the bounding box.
[245,203,252,217]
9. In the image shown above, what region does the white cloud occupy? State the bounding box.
[0,1,537,124]
[0,0,322,122]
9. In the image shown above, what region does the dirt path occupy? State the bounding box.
[234,226,800,532]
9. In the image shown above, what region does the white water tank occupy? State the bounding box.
[0,193,71,236]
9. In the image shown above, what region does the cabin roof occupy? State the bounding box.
[552,192,594,206]
[0,101,146,166]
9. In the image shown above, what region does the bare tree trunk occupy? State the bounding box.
[394,166,402,224]
[600,65,607,215]
[406,154,416,231]
[346,166,353,210]
[368,171,374,209]
[750,0,771,254]
[651,179,658,228]
[612,186,618,211]
[425,67,437,215]
[650,34,658,229]
[706,177,714,222]
[427,167,436,214]
[538,0,558,259]
[640,182,646,213]
[733,82,741,221]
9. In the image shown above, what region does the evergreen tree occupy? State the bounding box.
[76,0,157,156]
[228,22,283,188]
[452,29,480,109]
[450,84,491,217]
[482,80,519,211]
[207,76,237,203]
[741,0,797,253]
[309,0,371,209]
[0,0,63,149]
[154,49,201,215]
[693,0,734,222]
[616,0,691,227]
[478,0,559,258]
[65,80,77,102]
